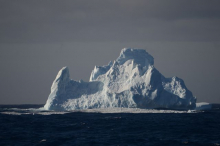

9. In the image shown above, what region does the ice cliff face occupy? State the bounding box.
[44,48,196,111]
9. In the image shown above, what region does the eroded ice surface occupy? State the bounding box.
[44,48,197,111]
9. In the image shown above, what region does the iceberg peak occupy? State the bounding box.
[55,66,69,82]
[51,66,70,93]
[116,48,154,67]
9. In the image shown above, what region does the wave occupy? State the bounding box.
[0,107,197,115]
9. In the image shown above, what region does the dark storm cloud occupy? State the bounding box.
[0,0,220,43]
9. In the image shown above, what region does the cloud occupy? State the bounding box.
[0,0,220,43]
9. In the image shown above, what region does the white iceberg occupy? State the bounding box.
[44,48,197,111]
[195,102,212,111]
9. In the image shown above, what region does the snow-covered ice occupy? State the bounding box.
[44,48,197,111]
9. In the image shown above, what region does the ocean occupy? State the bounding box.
[0,104,220,146]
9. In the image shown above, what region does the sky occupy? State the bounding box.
[0,0,220,104]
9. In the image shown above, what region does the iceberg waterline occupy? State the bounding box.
[44,48,197,111]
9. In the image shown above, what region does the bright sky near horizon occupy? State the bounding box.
[0,0,220,104]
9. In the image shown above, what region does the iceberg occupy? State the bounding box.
[44,48,197,111]
[195,102,212,111]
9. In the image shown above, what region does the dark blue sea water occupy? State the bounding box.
[0,105,220,146]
